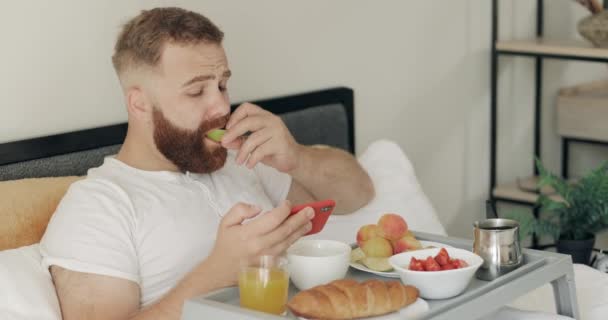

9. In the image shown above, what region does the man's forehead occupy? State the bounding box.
[159,42,229,77]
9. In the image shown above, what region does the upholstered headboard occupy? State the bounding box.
[0,87,354,250]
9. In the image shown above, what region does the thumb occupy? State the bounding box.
[246,200,293,234]
[221,202,262,228]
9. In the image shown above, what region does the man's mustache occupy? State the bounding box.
[203,114,230,132]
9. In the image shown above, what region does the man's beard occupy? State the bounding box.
[152,107,229,174]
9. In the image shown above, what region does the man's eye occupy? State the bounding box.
[219,85,227,92]
[188,89,203,97]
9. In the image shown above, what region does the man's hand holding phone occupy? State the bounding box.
[205,199,335,286]
[206,200,313,285]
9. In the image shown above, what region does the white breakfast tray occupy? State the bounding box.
[181,232,580,320]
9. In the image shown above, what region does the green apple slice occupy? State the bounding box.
[206,129,226,142]
[361,257,393,272]
[350,247,366,263]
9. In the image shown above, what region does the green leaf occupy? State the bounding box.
[532,159,608,241]
[535,158,571,198]
[504,211,536,241]
[537,194,567,213]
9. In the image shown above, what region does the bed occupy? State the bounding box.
[0,87,604,320]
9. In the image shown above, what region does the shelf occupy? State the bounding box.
[557,80,608,142]
[496,38,608,62]
[492,176,564,205]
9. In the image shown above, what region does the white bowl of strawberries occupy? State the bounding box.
[388,247,483,299]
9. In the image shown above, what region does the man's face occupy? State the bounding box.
[147,42,231,173]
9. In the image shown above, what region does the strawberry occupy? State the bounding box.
[409,257,424,271]
[452,259,469,268]
[441,263,457,270]
[423,256,441,271]
[434,248,450,266]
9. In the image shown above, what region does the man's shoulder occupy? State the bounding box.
[43,167,136,240]
[78,157,159,194]
[59,158,142,213]
[71,159,129,194]
[61,174,132,213]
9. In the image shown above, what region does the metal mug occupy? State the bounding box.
[473,218,523,281]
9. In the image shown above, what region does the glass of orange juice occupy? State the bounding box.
[238,255,289,315]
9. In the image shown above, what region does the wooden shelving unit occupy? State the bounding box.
[493,176,563,205]
[489,0,608,248]
[496,38,608,61]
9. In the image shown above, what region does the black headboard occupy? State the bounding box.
[0,87,354,180]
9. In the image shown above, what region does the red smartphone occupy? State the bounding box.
[289,199,336,236]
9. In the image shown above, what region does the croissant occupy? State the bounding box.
[287,279,419,320]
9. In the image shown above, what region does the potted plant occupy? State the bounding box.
[508,159,608,264]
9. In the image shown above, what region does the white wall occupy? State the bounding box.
[0,1,138,138]
[1,1,606,243]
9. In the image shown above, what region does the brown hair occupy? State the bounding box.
[112,7,224,76]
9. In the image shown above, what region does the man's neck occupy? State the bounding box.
[115,130,180,173]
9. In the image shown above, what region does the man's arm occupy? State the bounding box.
[52,202,313,320]
[51,253,233,320]
[286,144,374,214]
[51,266,140,320]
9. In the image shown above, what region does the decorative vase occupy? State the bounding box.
[556,235,595,265]
[578,11,608,48]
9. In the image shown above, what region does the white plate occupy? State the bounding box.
[297,297,429,320]
[349,240,453,278]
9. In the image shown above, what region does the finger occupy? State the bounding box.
[245,138,274,169]
[246,200,292,235]
[258,207,314,249]
[225,103,266,130]
[264,220,313,256]
[220,202,262,228]
[225,103,257,129]
[223,136,245,150]
[222,115,267,145]
[236,130,272,165]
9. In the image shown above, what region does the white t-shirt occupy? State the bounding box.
[39,151,291,306]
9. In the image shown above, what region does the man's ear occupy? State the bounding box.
[126,86,152,121]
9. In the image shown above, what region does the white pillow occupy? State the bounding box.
[307,139,447,244]
[0,244,61,320]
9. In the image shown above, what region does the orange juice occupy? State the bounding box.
[239,267,289,315]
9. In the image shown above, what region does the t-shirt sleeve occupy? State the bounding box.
[40,179,139,284]
[253,163,292,207]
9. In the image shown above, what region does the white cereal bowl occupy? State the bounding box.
[286,239,351,290]
[388,247,483,300]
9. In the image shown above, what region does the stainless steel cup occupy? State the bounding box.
[473,218,523,281]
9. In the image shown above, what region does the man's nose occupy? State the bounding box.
[206,92,230,119]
